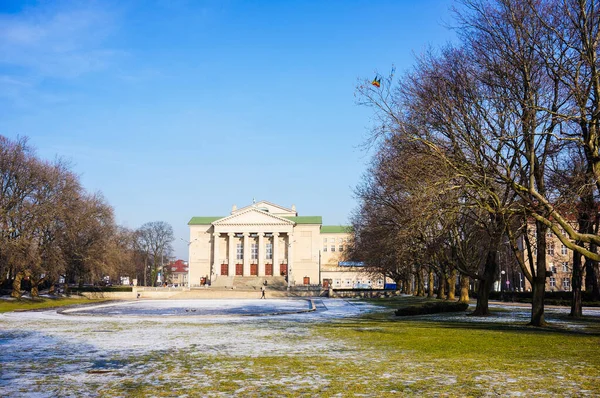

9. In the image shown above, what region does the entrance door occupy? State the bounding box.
[323,279,330,288]
[250,264,258,276]
[220,264,228,276]
[280,264,287,276]
[303,276,310,285]
[265,263,273,276]
[236,264,243,275]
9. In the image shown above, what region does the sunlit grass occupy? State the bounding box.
[0,297,108,313]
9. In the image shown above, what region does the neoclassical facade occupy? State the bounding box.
[187,201,367,287]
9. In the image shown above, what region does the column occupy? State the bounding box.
[243,232,250,276]
[212,232,220,277]
[273,232,279,276]
[287,233,294,287]
[258,232,265,276]
[228,232,235,276]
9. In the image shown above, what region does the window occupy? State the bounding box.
[265,243,272,260]
[331,245,336,252]
[562,262,569,272]
[547,243,554,256]
[549,277,556,287]
[563,278,570,289]
[339,244,344,252]
[561,245,567,255]
[344,279,352,287]
[236,243,243,260]
[323,245,327,252]
[334,279,341,287]
[251,243,258,260]
[549,263,556,273]
[323,238,328,252]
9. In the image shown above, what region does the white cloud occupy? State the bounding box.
[0,2,119,79]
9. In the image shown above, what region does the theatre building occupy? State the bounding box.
[187,200,374,288]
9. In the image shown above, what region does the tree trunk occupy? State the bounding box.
[416,270,425,296]
[585,258,600,301]
[404,278,412,295]
[437,272,446,299]
[459,275,470,303]
[11,271,24,298]
[428,269,434,297]
[447,269,457,301]
[571,248,583,318]
[470,249,497,316]
[530,221,548,327]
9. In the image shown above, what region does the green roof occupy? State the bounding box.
[284,216,322,224]
[321,225,352,233]
[188,217,223,225]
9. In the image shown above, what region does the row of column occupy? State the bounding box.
[212,232,293,277]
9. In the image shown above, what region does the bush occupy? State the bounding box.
[395,301,469,316]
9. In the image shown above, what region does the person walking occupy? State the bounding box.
[260,285,266,299]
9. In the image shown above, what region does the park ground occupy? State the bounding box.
[1,296,599,397]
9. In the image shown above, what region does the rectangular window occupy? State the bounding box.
[323,245,327,252]
[334,279,341,287]
[549,277,556,287]
[562,262,569,272]
[561,245,567,255]
[549,263,556,273]
[339,245,344,252]
[323,238,327,243]
[331,245,336,252]
[236,243,243,260]
[563,278,570,289]
[344,279,352,287]
[547,243,554,256]
[251,243,258,260]
[265,243,272,260]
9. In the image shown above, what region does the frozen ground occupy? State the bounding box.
[1,299,598,397]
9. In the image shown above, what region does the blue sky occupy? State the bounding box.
[0,0,456,260]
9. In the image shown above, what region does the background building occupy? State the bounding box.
[187,200,379,288]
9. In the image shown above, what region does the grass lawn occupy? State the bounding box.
[2,297,599,397]
[94,302,599,397]
[0,297,108,313]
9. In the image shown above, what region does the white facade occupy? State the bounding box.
[187,201,373,288]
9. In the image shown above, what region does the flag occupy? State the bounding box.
[371,77,381,88]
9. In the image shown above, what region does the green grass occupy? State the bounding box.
[93,301,600,397]
[0,297,108,313]
[5,297,600,397]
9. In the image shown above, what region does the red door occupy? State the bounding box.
[236,264,243,275]
[250,264,258,276]
[323,279,330,288]
[280,264,287,276]
[303,277,310,285]
[221,264,228,276]
[265,264,273,276]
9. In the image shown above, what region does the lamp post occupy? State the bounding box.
[180,238,198,288]
[500,270,506,299]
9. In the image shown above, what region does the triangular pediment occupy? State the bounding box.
[233,200,296,216]
[214,208,295,226]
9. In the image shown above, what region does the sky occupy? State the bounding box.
[0,0,457,260]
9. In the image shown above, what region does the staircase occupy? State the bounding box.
[211,275,234,288]
[232,276,288,290]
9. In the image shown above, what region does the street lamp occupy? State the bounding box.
[500,270,506,298]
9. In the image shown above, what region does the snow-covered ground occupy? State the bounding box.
[1,299,598,397]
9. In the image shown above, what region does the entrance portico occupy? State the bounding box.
[187,200,327,288]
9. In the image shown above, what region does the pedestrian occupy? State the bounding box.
[260,285,266,299]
